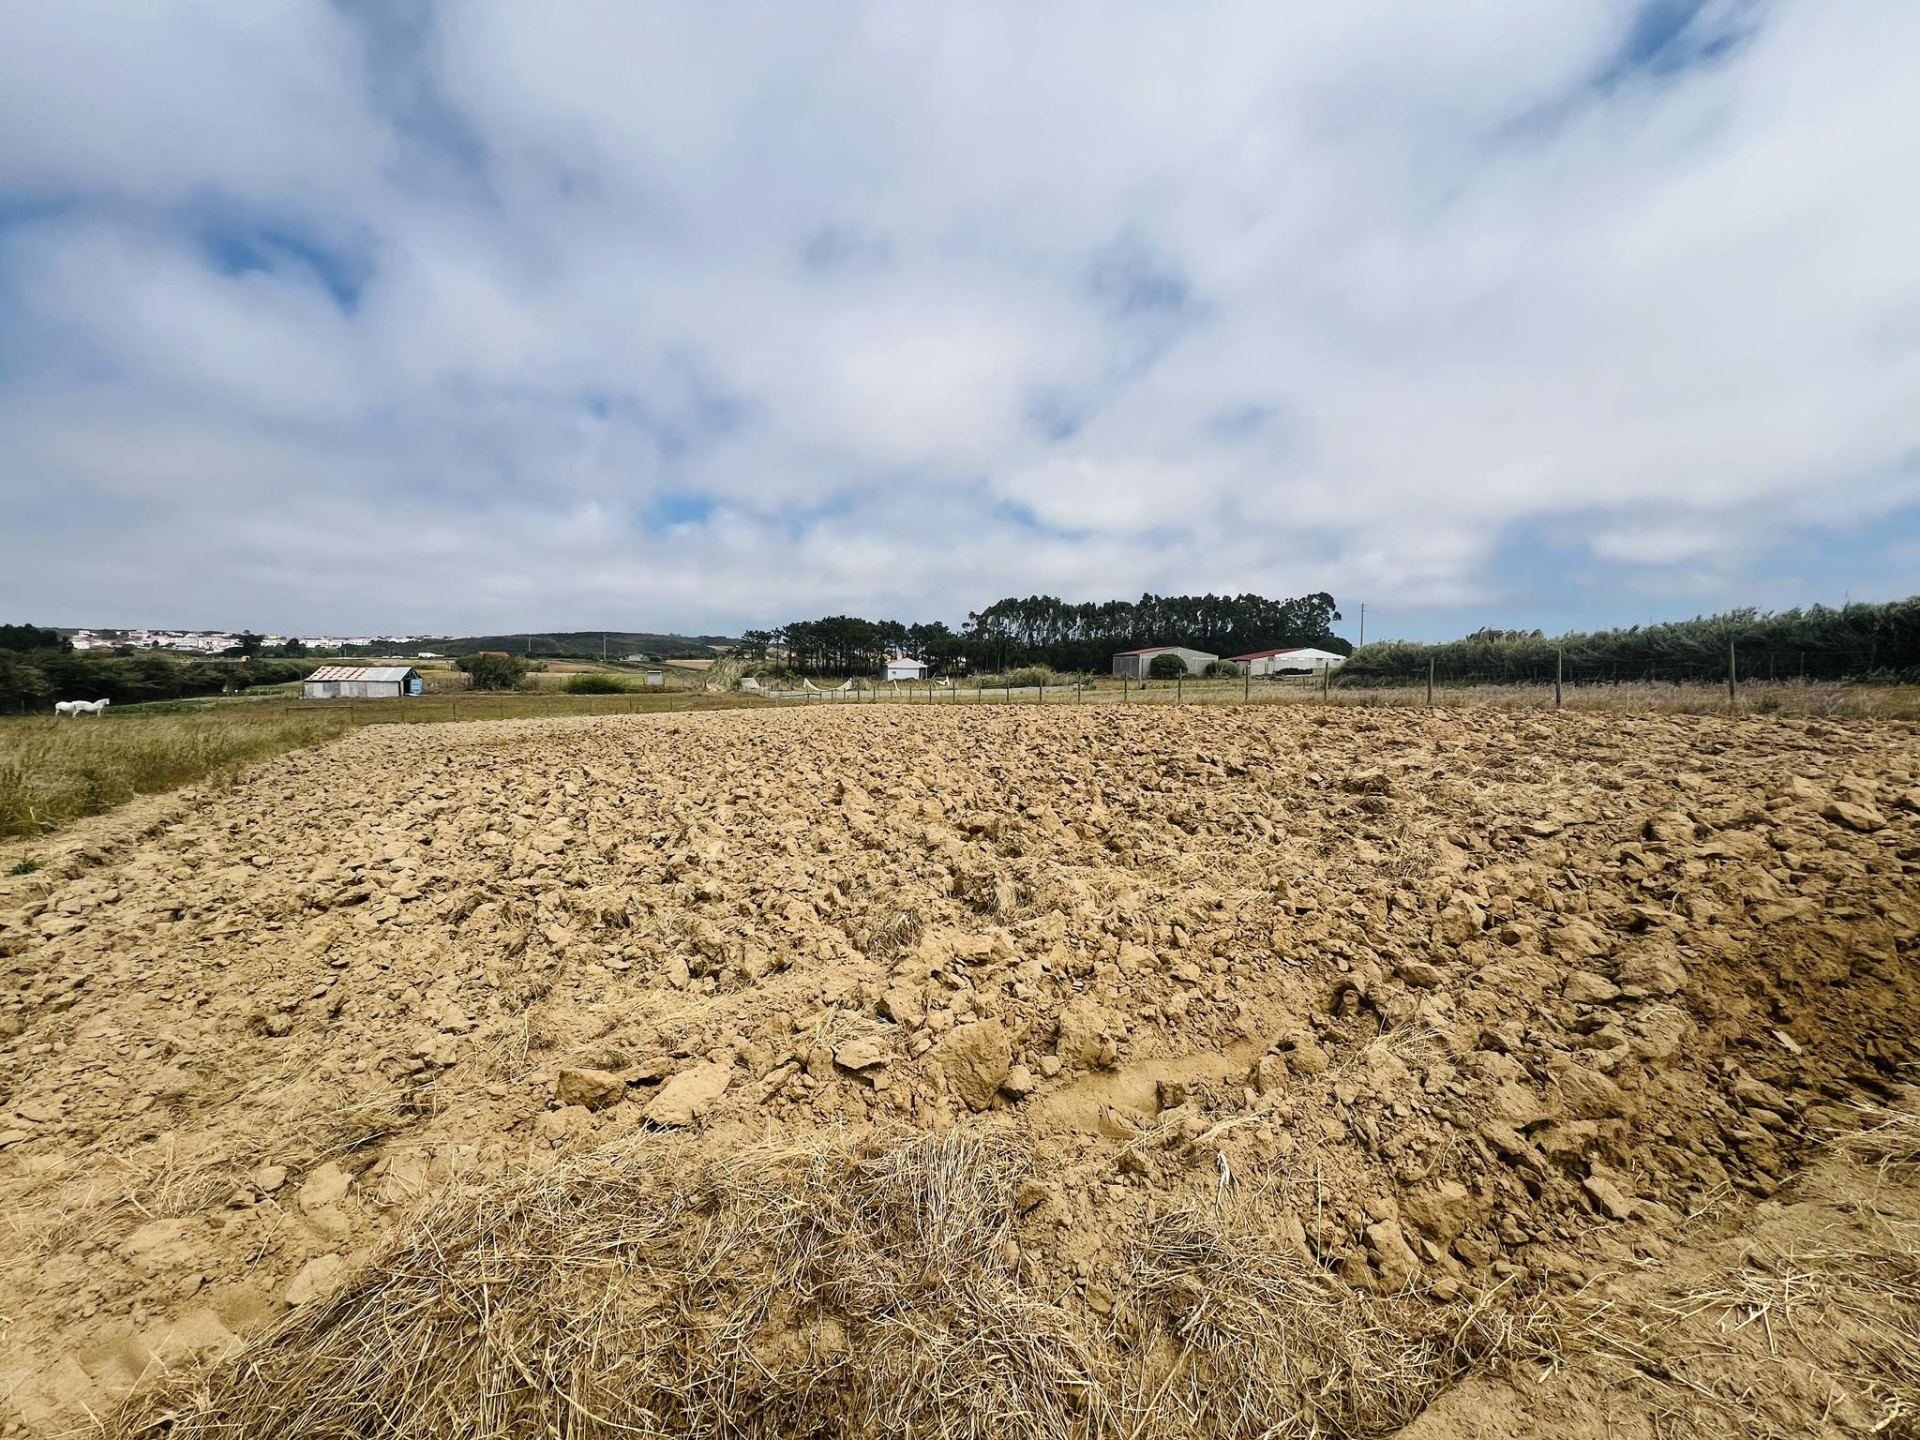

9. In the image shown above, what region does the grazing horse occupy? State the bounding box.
[55,699,111,718]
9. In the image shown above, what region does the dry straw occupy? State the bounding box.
[107,1099,1920,1440]
[109,1121,1554,1440]
[117,1128,1113,1440]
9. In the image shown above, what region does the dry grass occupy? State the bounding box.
[1120,1203,1543,1440]
[1522,1095,1920,1438]
[0,710,352,837]
[0,690,768,839]
[114,1129,1113,1440]
[106,1127,1567,1440]
[1545,1224,1920,1436]
[1827,1100,1920,1172]
[94,1095,1920,1440]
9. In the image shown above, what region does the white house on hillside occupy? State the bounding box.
[884,655,929,681]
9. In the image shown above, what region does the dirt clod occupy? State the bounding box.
[556,1067,626,1110]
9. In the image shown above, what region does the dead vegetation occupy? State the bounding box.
[113,1126,1571,1440]
[1828,1100,1920,1173]
[117,1129,1111,1440]
[113,1104,1920,1440]
[0,710,352,838]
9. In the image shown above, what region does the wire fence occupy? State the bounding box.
[749,647,1920,718]
[1343,647,1904,689]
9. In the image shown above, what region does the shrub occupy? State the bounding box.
[1148,653,1189,679]
[972,667,1068,689]
[457,653,531,691]
[1202,661,1236,678]
[996,666,1055,689]
[564,673,627,695]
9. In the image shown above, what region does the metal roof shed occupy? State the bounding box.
[303,666,422,699]
[1109,645,1218,678]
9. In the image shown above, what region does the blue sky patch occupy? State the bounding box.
[203,225,370,312]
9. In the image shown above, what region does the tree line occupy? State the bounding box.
[1341,599,1920,685]
[735,591,1348,676]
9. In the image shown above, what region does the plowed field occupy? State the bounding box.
[2,705,1917,1437]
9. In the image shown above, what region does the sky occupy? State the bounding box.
[2,1,1918,645]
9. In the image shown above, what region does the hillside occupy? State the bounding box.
[342,631,737,661]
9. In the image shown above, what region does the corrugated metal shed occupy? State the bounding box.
[304,665,421,699]
[1109,645,1217,678]
[307,666,418,682]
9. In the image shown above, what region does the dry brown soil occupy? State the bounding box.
[2,704,1917,1436]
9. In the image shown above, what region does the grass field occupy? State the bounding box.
[0,689,764,839]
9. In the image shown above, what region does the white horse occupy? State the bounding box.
[55,699,111,718]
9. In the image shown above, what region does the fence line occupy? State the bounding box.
[745,651,1915,715]
[1344,647,1901,689]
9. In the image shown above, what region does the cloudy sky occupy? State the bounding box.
[3,1,1917,643]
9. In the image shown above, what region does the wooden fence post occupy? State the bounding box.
[1555,649,1563,709]
[1427,657,1434,707]
[1321,665,1329,701]
[1728,641,1737,706]
[1244,667,1250,702]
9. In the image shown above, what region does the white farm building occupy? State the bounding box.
[1227,646,1347,676]
[1110,645,1217,678]
[884,655,930,682]
[303,666,422,699]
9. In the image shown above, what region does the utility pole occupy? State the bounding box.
[1358,603,1365,650]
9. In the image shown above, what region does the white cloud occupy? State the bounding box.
[2,0,1918,638]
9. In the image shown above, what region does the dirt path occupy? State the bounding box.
[2,704,1916,1433]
